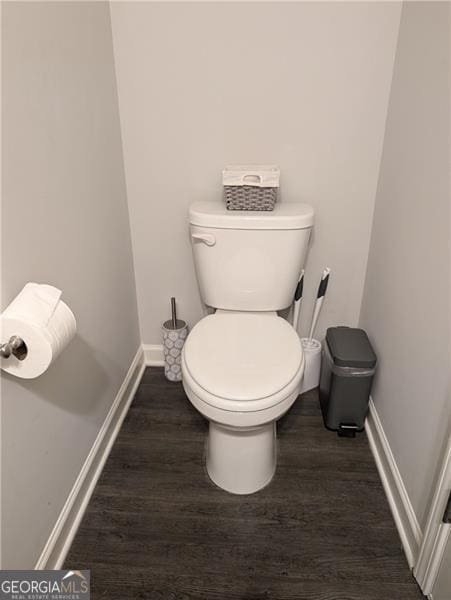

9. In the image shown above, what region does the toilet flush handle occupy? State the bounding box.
[191,233,216,246]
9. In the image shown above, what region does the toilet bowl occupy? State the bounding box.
[182,310,305,494]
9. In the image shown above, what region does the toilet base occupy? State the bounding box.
[206,421,276,494]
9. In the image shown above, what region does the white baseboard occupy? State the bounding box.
[34,346,145,570]
[365,397,422,568]
[143,343,164,366]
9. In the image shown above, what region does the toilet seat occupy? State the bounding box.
[182,311,304,412]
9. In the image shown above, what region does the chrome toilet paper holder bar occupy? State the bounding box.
[0,336,28,360]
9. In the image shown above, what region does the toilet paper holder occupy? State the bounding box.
[0,335,28,361]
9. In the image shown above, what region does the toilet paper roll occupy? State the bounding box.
[0,283,76,379]
[300,338,322,394]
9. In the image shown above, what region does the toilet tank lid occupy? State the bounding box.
[189,201,314,230]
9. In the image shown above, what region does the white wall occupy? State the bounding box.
[1,2,140,567]
[359,2,450,529]
[110,1,401,344]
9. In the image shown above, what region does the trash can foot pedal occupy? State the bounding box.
[338,423,358,438]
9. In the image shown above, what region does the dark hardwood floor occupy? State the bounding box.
[66,368,424,600]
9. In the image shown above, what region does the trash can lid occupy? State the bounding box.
[325,327,377,369]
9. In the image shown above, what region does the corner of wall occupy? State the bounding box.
[357,3,403,328]
[107,1,143,343]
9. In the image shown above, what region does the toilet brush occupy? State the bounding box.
[300,267,331,394]
[292,270,304,331]
[162,297,188,382]
[308,267,331,342]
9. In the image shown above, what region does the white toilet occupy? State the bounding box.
[182,200,314,494]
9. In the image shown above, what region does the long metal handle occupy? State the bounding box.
[191,233,216,246]
[171,297,177,329]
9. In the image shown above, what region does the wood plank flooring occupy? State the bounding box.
[66,368,424,600]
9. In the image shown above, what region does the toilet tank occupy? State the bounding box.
[189,201,314,311]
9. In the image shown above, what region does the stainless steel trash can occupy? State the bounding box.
[319,327,377,437]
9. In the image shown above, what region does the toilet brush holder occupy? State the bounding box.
[300,338,322,394]
[162,319,188,382]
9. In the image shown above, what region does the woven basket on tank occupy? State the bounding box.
[224,185,277,211]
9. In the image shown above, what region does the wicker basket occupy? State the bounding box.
[223,165,280,211]
[224,185,277,211]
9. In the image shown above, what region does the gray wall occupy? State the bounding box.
[359,1,450,529]
[1,2,140,568]
[110,1,401,344]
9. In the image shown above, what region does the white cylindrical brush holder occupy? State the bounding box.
[162,319,188,382]
[300,338,322,394]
